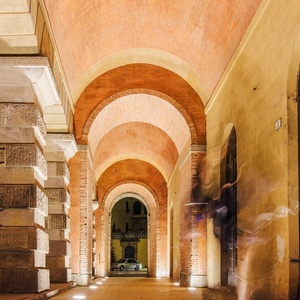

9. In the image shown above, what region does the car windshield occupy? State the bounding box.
[116,259,127,263]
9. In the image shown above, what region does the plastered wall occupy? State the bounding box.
[205,0,300,298]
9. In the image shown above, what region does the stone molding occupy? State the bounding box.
[0,57,69,132]
[45,134,77,162]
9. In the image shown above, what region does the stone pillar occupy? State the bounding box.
[0,103,50,293]
[69,146,95,286]
[44,134,77,283]
[179,145,207,287]
[92,200,99,277]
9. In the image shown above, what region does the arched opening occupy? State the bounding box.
[110,197,148,276]
[220,127,237,287]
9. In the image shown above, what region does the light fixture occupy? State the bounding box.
[89,285,98,289]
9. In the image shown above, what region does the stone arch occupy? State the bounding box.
[72,48,210,106]
[83,89,197,146]
[74,64,206,146]
[97,183,160,277]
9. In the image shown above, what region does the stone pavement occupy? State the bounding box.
[0,277,237,300]
[0,282,76,300]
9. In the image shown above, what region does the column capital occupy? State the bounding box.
[0,57,72,133]
[45,134,77,162]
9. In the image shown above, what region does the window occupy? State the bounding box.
[133,201,141,215]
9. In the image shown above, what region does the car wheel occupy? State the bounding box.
[135,265,140,271]
[120,265,124,271]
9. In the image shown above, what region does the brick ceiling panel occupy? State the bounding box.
[93,122,179,181]
[97,159,167,204]
[87,94,190,157]
[42,0,261,103]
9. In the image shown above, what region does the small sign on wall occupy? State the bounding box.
[275,118,282,131]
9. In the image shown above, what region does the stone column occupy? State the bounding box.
[179,145,207,287]
[69,146,95,286]
[44,134,77,283]
[92,200,99,277]
[0,103,50,293]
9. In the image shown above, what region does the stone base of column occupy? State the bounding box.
[49,268,72,283]
[72,273,92,286]
[0,268,49,293]
[179,273,207,287]
[190,274,207,287]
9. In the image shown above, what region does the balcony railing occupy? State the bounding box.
[112,231,148,239]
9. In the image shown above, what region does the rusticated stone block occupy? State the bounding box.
[0,83,34,103]
[36,186,48,216]
[6,144,37,166]
[48,203,69,214]
[0,268,49,293]
[0,185,48,216]
[47,161,66,177]
[4,144,47,177]
[0,103,46,139]
[0,103,36,126]
[45,188,67,203]
[1,144,47,177]
[49,267,71,283]
[0,227,49,253]
[0,127,35,144]
[0,167,34,184]
[0,250,45,268]
[0,146,4,163]
[46,229,69,241]
[45,176,65,188]
[46,255,70,268]
[0,209,45,227]
[49,240,70,256]
[46,214,70,229]
[0,184,36,208]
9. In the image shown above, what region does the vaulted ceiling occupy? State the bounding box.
[0,0,262,201]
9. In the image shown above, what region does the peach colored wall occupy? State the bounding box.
[205,0,300,298]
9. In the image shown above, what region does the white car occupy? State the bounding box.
[111,258,142,271]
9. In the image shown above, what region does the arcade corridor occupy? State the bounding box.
[0,1,299,299]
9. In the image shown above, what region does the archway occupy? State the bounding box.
[96,183,161,277]
[110,196,148,274]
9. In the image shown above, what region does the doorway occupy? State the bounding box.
[125,245,135,258]
[221,127,238,287]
